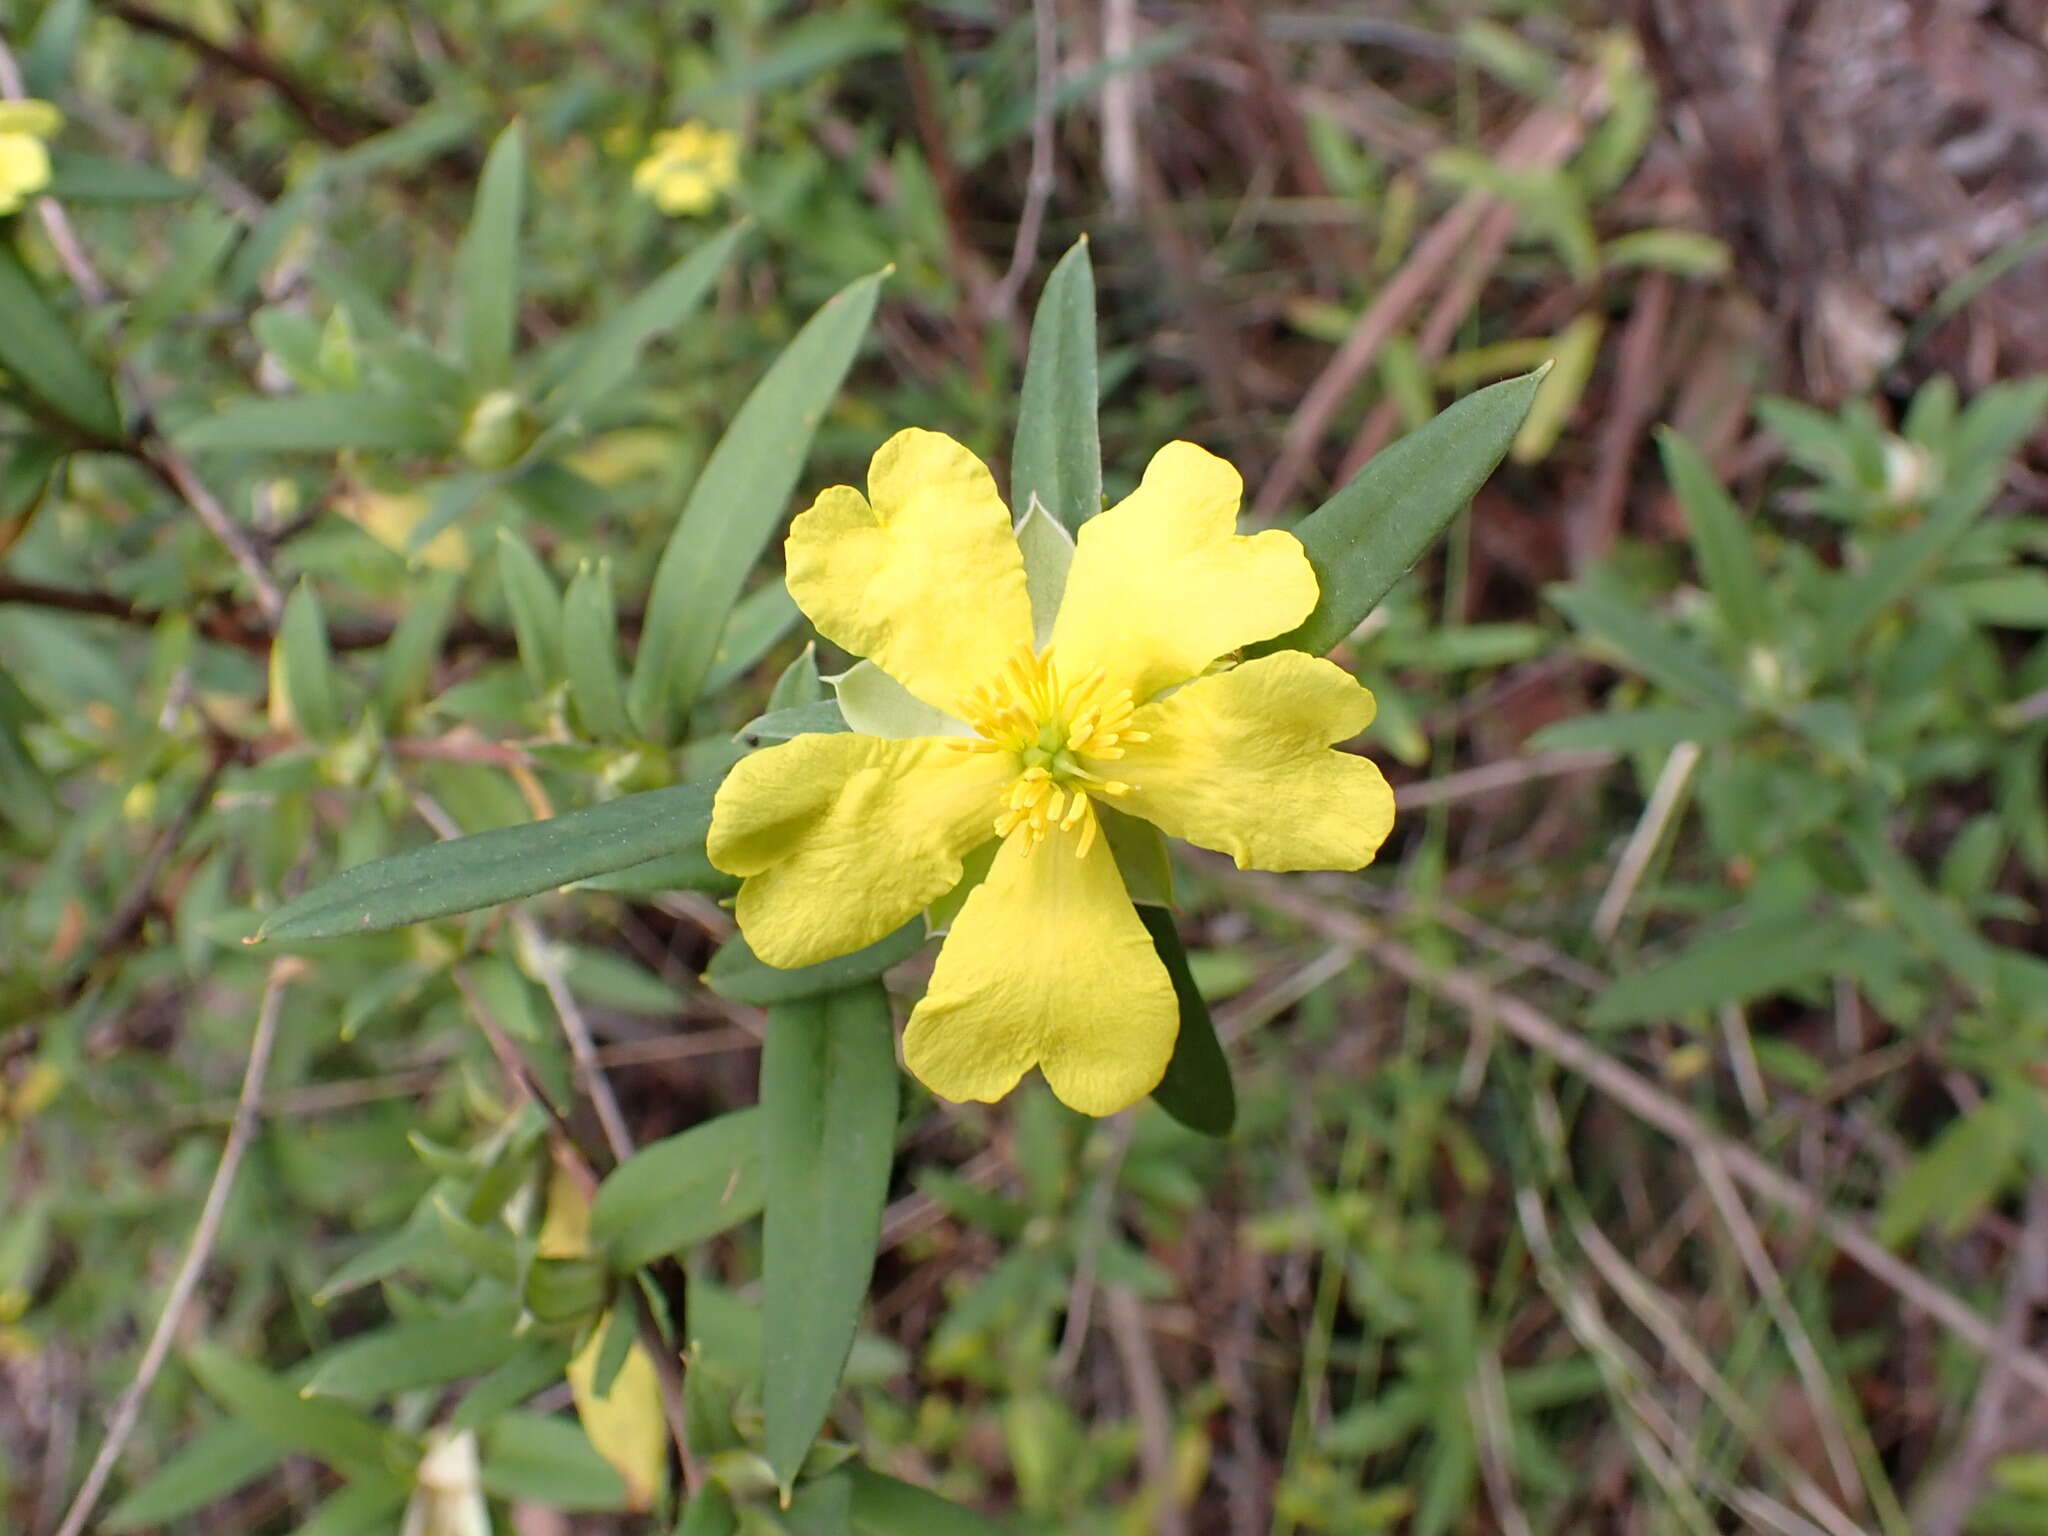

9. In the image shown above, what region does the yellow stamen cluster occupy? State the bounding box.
[953,646,1150,856]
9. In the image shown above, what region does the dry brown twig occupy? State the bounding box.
[50,961,297,1536]
[1231,870,2048,1403]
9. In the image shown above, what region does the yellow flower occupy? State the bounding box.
[631,121,738,216]
[708,430,1396,1116]
[0,100,61,217]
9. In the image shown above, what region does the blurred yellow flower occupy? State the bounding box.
[0,99,62,216]
[631,121,738,216]
[709,431,1397,1117]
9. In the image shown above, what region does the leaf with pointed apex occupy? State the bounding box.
[705,921,924,1006]
[1012,239,1101,533]
[455,122,524,386]
[1257,368,1546,656]
[592,1109,766,1270]
[761,984,897,1491]
[0,242,120,441]
[564,559,634,740]
[1015,495,1075,646]
[257,778,723,940]
[831,660,965,739]
[630,268,885,742]
[1141,906,1235,1136]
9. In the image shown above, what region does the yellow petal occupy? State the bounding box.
[567,1323,665,1511]
[1050,441,1317,701]
[0,102,61,139]
[1117,651,1395,871]
[903,821,1177,1116]
[708,733,1010,968]
[785,430,1034,715]
[0,136,51,213]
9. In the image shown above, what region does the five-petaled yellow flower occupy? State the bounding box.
[708,431,1396,1116]
[631,121,739,216]
[0,100,61,217]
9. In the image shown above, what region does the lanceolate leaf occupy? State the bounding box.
[630,267,886,743]
[496,527,565,691]
[543,225,745,420]
[183,1343,399,1480]
[1257,368,1545,658]
[43,154,195,202]
[455,121,524,387]
[591,1109,766,1270]
[174,390,453,453]
[846,1463,1009,1534]
[275,581,342,740]
[103,1422,288,1533]
[0,241,121,442]
[1012,238,1100,533]
[1657,429,1771,646]
[257,778,725,941]
[705,920,924,1006]
[563,558,634,740]
[1590,915,1860,1027]
[1141,905,1235,1137]
[761,982,897,1491]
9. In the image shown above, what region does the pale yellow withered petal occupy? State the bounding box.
[1050,441,1317,702]
[1117,652,1395,872]
[785,429,1034,714]
[567,1324,665,1511]
[707,732,1011,968]
[903,822,1178,1116]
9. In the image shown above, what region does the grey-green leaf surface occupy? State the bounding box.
[591,1108,766,1270]
[1546,577,1742,708]
[301,1296,522,1399]
[0,242,121,441]
[629,267,885,743]
[175,391,452,453]
[1011,239,1100,533]
[496,527,565,692]
[762,982,898,1491]
[705,921,924,1006]
[1257,368,1545,657]
[257,778,721,940]
[563,559,633,739]
[455,122,524,387]
[183,1342,398,1480]
[104,1422,287,1532]
[43,154,195,202]
[1658,429,1771,646]
[277,581,341,740]
[1140,905,1235,1136]
[847,1463,1010,1534]
[735,699,847,746]
[1590,916,1860,1027]
[544,224,746,419]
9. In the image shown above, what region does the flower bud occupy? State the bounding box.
[460,390,538,470]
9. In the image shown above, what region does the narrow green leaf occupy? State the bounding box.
[376,570,459,720]
[1591,916,1859,1027]
[175,391,452,453]
[545,224,746,420]
[1015,494,1076,646]
[104,1422,286,1532]
[630,268,886,743]
[1657,429,1771,645]
[287,1481,411,1536]
[563,558,634,740]
[705,921,923,1007]
[1011,238,1100,533]
[846,1463,1009,1534]
[275,581,342,741]
[1875,1099,2023,1247]
[762,983,898,1491]
[257,778,722,941]
[592,1108,766,1270]
[678,12,904,105]
[1814,484,1989,672]
[455,122,524,387]
[479,1411,629,1511]
[1846,822,2001,1001]
[676,1484,742,1536]
[736,699,847,746]
[769,643,825,709]
[183,1342,396,1480]
[1256,368,1544,657]
[703,583,803,696]
[43,154,195,202]
[831,660,962,740]
[1140,906,1235,1137]
[301,1297,522,1400]
[0,241,121,441]
[1546,577,1742,708]
[1527,707,1743,756]
[496,527,565,691]
[22,0,89,96]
